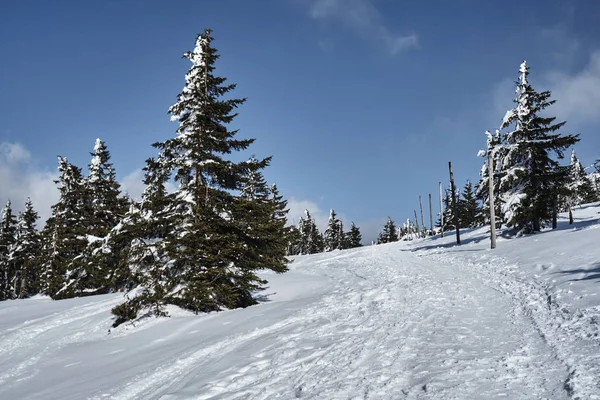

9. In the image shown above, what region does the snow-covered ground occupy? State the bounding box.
[1,205,600,399]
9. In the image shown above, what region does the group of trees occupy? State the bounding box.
[287,209,362,255]
[476,61,599,234]
[0,30,293,327]
[0,141,128,301]
[389,60,600,240]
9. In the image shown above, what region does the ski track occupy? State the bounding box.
[418,247,600,400]
[1,242,590,399]
[102,246,569,400]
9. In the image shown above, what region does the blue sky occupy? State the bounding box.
[1,0,600,241]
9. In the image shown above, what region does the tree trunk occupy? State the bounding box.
[449,162,461,244]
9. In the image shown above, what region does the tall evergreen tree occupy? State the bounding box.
[440,188,458,231]
[40,157,89,298]
[459,180,483,228]
[233,156,289,276]
[337,219,349,250]
[477,130,506,227]
[496,61,579,233]
[566,149,598,207]
[0,200,17,300]
[86,138,128,235]
[112,29,288,321]
[11,199,41,298]
[309,217,325,254]
[111,159,176,325]
[297,210,323,254]
[347,222,362,248]
[324,209,340,251]
[377,217,398,244]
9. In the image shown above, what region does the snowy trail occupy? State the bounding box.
[0,243,576,399]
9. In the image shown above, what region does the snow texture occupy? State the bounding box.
[1,205,600,399]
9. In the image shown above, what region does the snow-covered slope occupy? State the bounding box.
[1,205,600,399]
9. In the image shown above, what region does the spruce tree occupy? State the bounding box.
[324,209,340,251]
[496,61,579,233]
[117,29,288,316]
[0,201,17,300]
[40,157,89,298]
[337,219,349,250]
[460,180,482,228]
[347,222,362,248]
[477,130,506,227]
[298,210,323,254]
[11,199,41,298]
[377,217,398,244]
[111,159,176,325]
[567,149,598,206]
[441,189,457,231]
[86,138,128,235]
[233,156,289,276]
[309,218,325,254]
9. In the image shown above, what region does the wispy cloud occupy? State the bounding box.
[544,51,600,127]
[308,0,418,55]
[0,142,58,223]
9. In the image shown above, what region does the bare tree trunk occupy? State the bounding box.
[439,182,444,238]
[414,209,420,238]
[449,162,461,244]
[429,193,433,236]
[419,196,426,236]
[569,204,573,225]
[488,151,496,249]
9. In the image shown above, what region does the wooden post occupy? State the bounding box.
[439,182,444,238]
[428,193,433,236]
[488,151,496,249]
[569,204,573,225]
[419,196,426,236]
[413,209,420,237]
[449,162,461,245]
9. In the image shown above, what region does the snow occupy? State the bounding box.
[2,205,600,399]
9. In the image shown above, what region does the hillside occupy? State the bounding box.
[1,205,600,399]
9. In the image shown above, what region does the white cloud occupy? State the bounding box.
[120,168,146,201]
[286,197,329,232]
[544,51,600,126]
[308,0,418,55]
[0,142,58,224]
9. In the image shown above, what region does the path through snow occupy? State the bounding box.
[1,243,576,399]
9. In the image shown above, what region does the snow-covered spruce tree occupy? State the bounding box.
[566,149,598,207]
[477,130,506,228]
[11,199,41,298]
[347,222,362,248]
[40,157,90,299]
[230,156,288,294]
[497,61,579,233]
[309,218,325,254]
[270,184,295,254]
[377,217,398,244]
[297,212,311,255]
[0,201,17,300]
[128,29,288,315]
[440,188,458,232]
[324,209,340,251]
[111,158,177,326]
[86,138,128,236]
[66,139,132,296]
[286,224,301,256]
[459,180,482,228]
[337,219,349,250]
[298,210,323,254]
